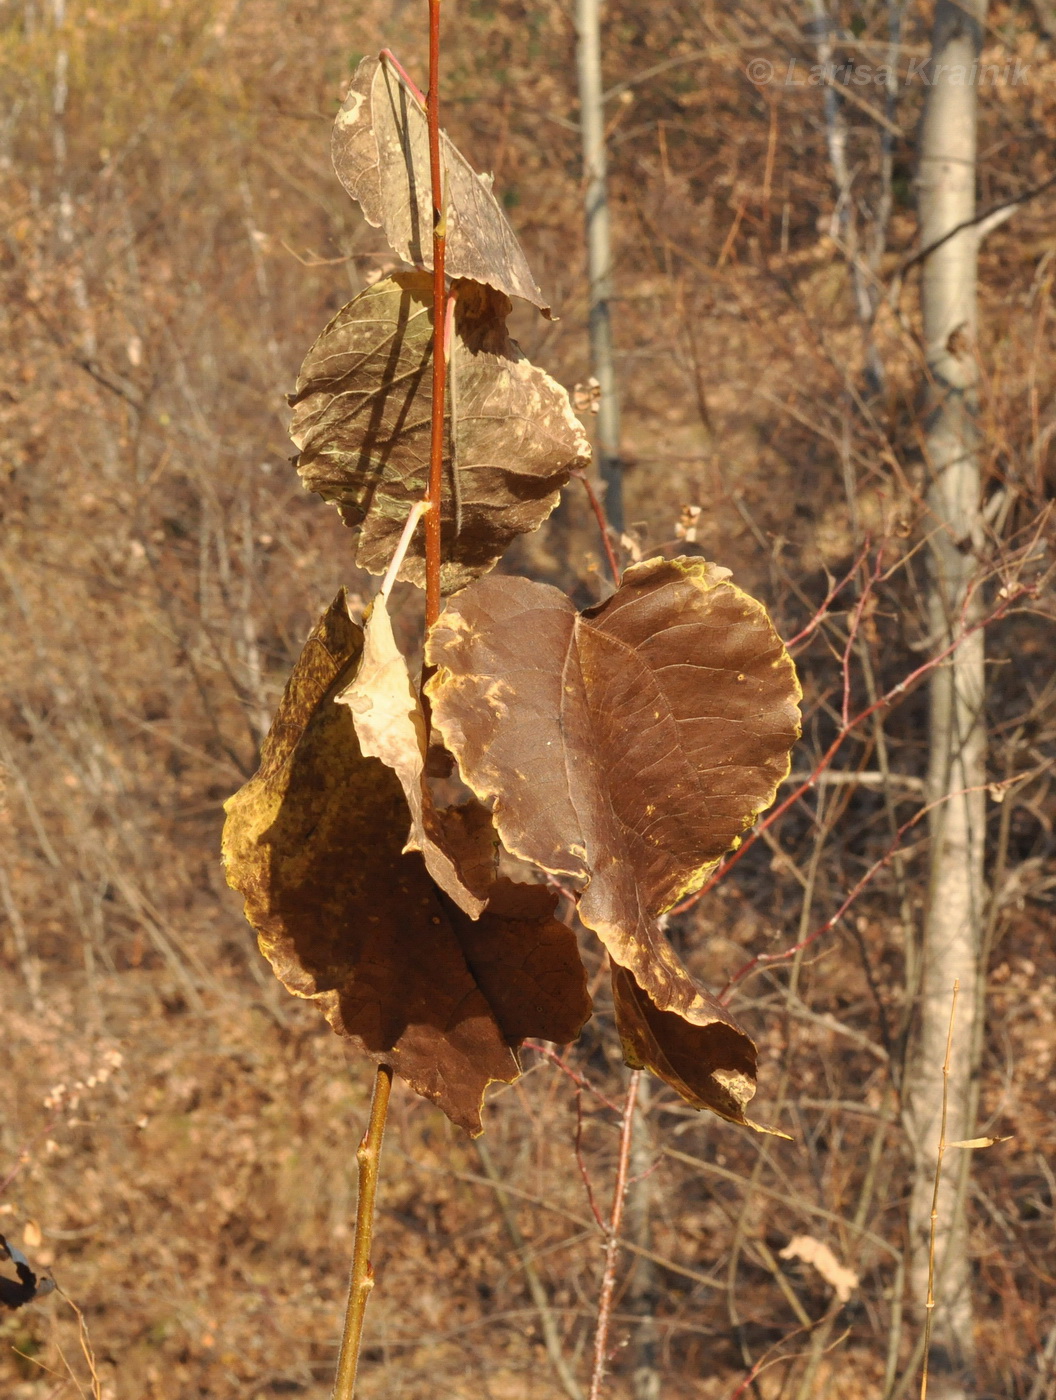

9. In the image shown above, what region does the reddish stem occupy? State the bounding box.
[379,49,427,107]
[717,772,1018,1003]
[671,581,1031,916]
[588,1070,641,1400]
[784,540,871,650]
[523,1040,622,1113]
[425,2,447,628]
[840,556,879,729]
[575,1091,607,1229]
[573,469,621,587]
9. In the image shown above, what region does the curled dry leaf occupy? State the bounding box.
[221,592,590,1135]
[288,274,589,591]
[333,55,550,314]
[426,557,802,1125]
[611,965,776,1130]
[778,1236,859,1303]
[336,592,496,914]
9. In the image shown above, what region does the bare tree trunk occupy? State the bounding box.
[903,5,988,1396]
[574,0,623,534]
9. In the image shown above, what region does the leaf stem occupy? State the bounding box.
[332,1062,394,1400]
[588,1068,640,1400]
[380,499,430,602]
[379,49,427,107]
[425,0,447,629]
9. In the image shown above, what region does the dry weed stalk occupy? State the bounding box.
[588,1070,641,1400]
[332,1063,394,1400]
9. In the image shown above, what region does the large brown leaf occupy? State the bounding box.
[288,274,589,591]
[332,55,550,314]
[221,592,590,1135]
[425,558,802,1124]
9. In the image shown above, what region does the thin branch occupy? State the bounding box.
[889,171,1056,304]
[332,1062,394,1400]
[573,469,621,586]
[783,541,871,649]
[717,780,998,1003]
[524,1040,623,1113]
[589,1069,641,1400]
[575,1091,608,1230]
[672,580,1033,915]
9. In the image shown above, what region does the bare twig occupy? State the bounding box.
[717,780,997,1003]
[575,1091,608,1230]
[524,1040,623,1113]
[332,1062,394,1400]
[56,1288,103,1400]
[672,580,1033,916]
[589,1069,641,1400]
[573,469,621,586]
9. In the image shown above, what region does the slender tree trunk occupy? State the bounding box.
[574,0,623,534]
[903,5,988,1396]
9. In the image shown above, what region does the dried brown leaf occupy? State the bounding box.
[611,965,778,1130]
[288,274,589,590]
[336,592,495,914]
[426,558,802,1123]
[333,55,550,314]
[221,592,590,1135]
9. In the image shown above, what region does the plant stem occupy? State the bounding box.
[588,1068,641,1400]
[573,469,620,587]
[332,1061,394,1400]
[425,0,447,628]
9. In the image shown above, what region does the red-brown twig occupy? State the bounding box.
[716,779,1000,1004]
[523,1040,622,1113]
[575,1091,607,1230]
[424,1,447,628]
[588,1069,641,1400]
[784,539,872,650]
[573,469,621,587]
[379,49,428,107]
[671,580,1032,917]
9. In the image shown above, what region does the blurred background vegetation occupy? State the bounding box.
[1,1,1054,1396]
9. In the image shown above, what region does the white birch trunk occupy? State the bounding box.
[903,5,989,1395]
[575,0,623,533]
